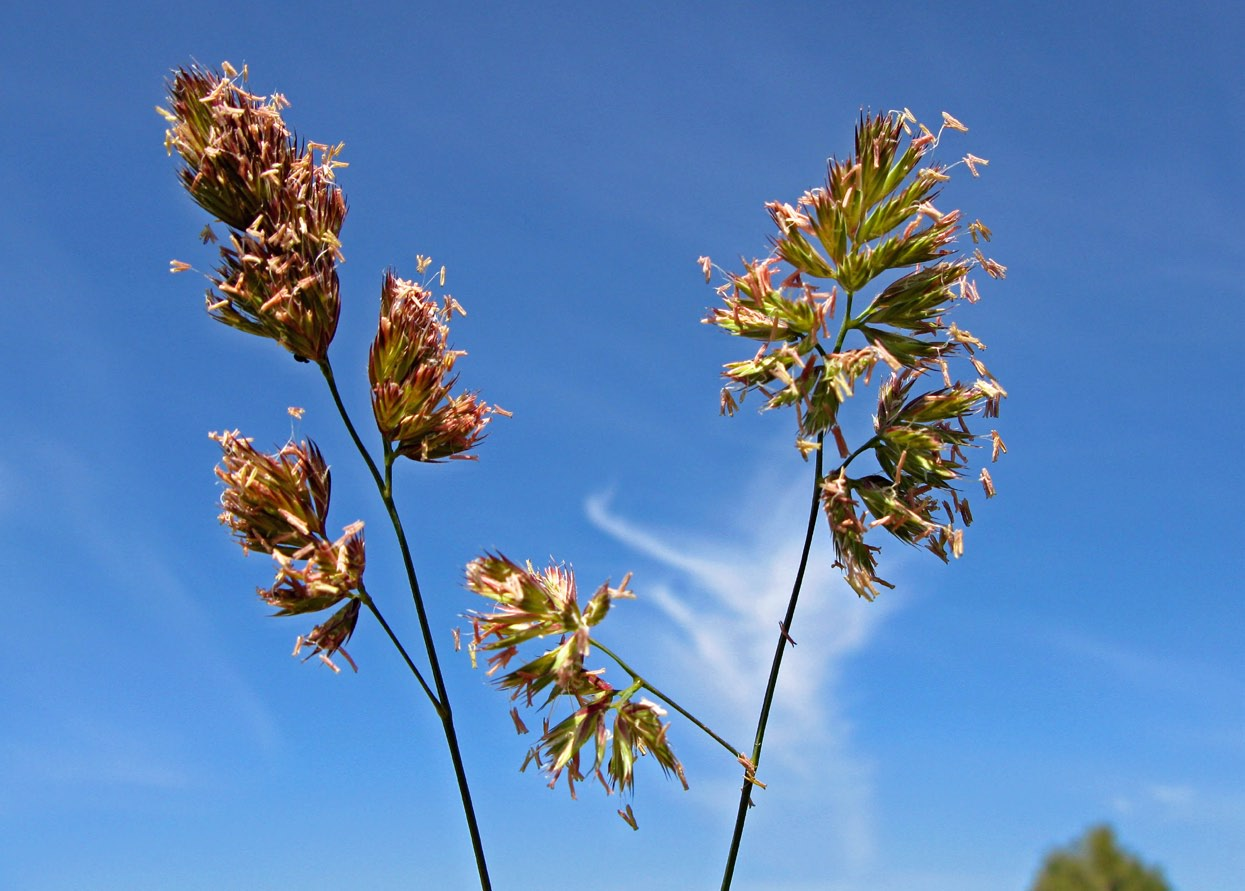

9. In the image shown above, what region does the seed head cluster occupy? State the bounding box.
[369,267,501,462]
[465,554,686,802]
[212,430,365,673]
[161,64,346,362]
[704,109,1008,598]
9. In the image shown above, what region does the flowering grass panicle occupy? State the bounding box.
[211,430,365,672]
[705,107,1011,890]
[211,429,332,555]
[464,554,686,804]
[169,63,500,887]
[369,266,500,461]
[704,108,1007,598]
[161,63,346,362]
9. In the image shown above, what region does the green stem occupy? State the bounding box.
[832,290,856,353]
[720,291,857,888]
[317,359,493,891]
[840,434,881,472]
[720,432,824,891]
[378,446,492,891]
[358,585,438,707]
[592,638,741,760]
[318,359,387,496]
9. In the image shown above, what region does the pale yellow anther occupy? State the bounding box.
[964,154,989,176]
[941,111,969,132]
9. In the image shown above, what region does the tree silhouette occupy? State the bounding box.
[1030,825,1170,891]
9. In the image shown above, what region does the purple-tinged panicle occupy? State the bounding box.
[211,430,331,556]
[211,430,367,670]
[262,522,366,616]
[294,599,361,674]
[369,268,503,461]
[161,64,346,362]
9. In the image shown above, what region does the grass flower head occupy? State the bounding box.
[464,554,686,801]
[161,63,346,362]
[369,268,500,461]
[704,108,1008,597]
[212,430,366,670]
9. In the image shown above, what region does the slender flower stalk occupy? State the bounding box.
[704,108,1008,889]
[720,435,824,887]
[463,554,758,813]
[165,63,496,890]
[170,65,1008,888]
[590,639,740,761]
[321,355,492,885]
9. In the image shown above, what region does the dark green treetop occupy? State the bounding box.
[1030,825,1170,891]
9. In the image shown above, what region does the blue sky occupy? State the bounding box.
[1,2,1241,890]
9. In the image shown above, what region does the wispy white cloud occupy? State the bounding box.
[1046,628,1232,699]
[584,480,900,876]
[0,700,202,819]
[2,715,193,792]
[1146,783,1196,809]
[1110,781,1242,825]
